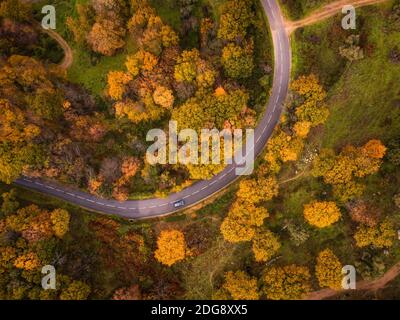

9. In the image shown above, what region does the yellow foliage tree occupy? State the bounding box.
[222,271,259,300]
[107,71,132,100]
[50,209,70,238]
[293,121,312,138]
[217,0,254,41]
[291,74,329,126]
[154,230,187,266]
[252,230,281,262]
[303,201,341,228]
[220,199,269,243]
[14,252,40,271]
[152,86,174,109]
[86,20,126,56]
[354,219,396,248]
[315,249,343,290]
[60,280,91,300]
[263,265,311,300]
[125,49,158,77]
[237,176,279,204]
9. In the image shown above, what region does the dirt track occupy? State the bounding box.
[285,0,389,33]
[42,27,73,69]
[25,0,73,69]
[306,254,400,299]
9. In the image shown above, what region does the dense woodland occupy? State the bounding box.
[0,0,272,200]
[0,0,399,300]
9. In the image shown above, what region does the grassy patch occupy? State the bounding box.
[322,5,400,148]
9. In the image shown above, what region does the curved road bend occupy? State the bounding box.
[15,0,291,219]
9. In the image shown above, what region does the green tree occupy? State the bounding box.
[217,0,254,41]
[1,189,19,217]
[221,42,254,79]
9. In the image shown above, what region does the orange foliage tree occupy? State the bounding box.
[315,249,343,290]
[303,201,341,228]
[154,230,187,266]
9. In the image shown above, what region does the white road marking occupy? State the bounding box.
[158,203,169,207]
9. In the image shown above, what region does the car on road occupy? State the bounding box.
[173,200,185,208]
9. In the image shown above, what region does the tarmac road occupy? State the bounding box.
[14,0,291,219]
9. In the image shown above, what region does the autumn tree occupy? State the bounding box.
[252,230,281,262]
[221,198,269,243]
[315,249,343,290]
[354,219,396,248]
[0,98,43,183]
[303,201,341,228]
[153,86,174,109]
[173,50,216,90]
[1,189,19,217]
[128,8,178,55]
[311,140,386,202]
[50,209,70,238]
[112,284,141,300]
[237,176,279,204]
[154,230,187,266]
[265,130,305,165]
[25,87,64,120]
[114,99,147,123]
[172,88,248,131]
[348,200,380,227]
[0,0,31,22]
[60,280,91,300]
[86,19,126,56]
[217,0,254,41]
[291,74,329,127]
[66,4,94,45]
[14,252,40,271]
[125,49,158,77]
[293,121,312,138]
[221,41,254,79]
[222,271,259,300]
[263,265,311,300]
[361,139,387,159]
[107,71,132,100]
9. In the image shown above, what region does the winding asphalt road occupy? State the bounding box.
[14,0,291,219]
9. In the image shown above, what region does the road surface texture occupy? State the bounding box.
[15,0,291,219]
